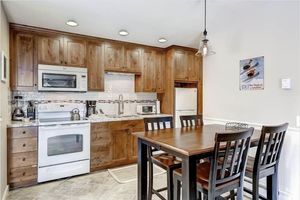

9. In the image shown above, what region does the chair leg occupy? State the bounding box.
[203,194,208,200]
[252,175,260,200]
[267,173,278,200]
[198,191,202,200]
[147,148,153,200]
[237,187,243,200]
[173,174,181,200]
[167,168,174,200]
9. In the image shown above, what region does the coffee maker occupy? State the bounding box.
[86,101,97,117]
[12,96,25,121]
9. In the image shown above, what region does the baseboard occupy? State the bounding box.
[2,185,9,200]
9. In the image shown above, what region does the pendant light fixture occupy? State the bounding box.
[195,0,215,57]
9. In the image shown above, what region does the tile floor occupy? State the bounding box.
[7,169,251,200]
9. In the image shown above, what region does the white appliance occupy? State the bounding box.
[175,88,198,128]
[38,64,87,92]
[137,105,156,115]
[38,102,90,183]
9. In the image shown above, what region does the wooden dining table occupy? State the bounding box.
[132,124,262,200]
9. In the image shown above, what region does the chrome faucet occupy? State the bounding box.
[118,94,124,115]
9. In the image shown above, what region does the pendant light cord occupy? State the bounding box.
[204,0,207,36]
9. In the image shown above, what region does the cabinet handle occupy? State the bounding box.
[65,61,67,65]
[61,60,63,64]
[23,158,26,162]
[23,144,26,147]
[23,131,26,134]
[22,172,26,176]
[34,84,37,86]
[99,148,102,151]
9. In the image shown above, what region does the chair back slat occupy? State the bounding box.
[180,115,204,127]
[144,117,173,131]
[255,123,288,171]
[210,128,254,189]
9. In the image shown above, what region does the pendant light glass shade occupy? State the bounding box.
[195,38,215,57]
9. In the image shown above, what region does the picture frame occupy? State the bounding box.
[239,56,264,90]
[1,51,8,83]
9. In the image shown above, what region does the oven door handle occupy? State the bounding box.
[39,123,90,130]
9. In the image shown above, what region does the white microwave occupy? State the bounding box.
[38,65,87,92]
[137,105,156,115]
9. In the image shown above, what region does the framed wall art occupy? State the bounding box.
[240,56,264,90]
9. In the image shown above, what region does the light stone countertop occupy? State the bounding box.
[7,120,39,128]
[7,114,173,127]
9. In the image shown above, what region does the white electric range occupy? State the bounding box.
[37,102,90,183]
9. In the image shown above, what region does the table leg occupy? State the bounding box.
[181,155,197,200]
[138,138,148,200]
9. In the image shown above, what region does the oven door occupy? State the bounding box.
[38,123,90,167]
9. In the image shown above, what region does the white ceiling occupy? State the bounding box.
[2,0,273,48]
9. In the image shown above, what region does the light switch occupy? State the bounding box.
[281,78,292,90]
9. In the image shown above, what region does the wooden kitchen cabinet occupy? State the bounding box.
[90,120,144,172]
[104,42,124,72]
[87,41,104,91]
[38,34,86,67]
[38,34,64,65]
[10,30,38,91]
[7,127,38,188]
[135,49,165,93]
[174,50,199,81]
[124,46,142,73]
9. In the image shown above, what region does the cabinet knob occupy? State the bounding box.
[99,136,102,139]
[128,132,131,135]
[65,61,67,64]
[22,172,26,176]
[34,84,37,86]
[99,148,102,151]
[23,144,26,147]
[61,60,63,64]
[23,131,26,134]
[129,123,132,126]
[23,158,26,161]
[99,160,102,163]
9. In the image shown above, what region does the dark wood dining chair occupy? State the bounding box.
[244,123,289,200]
[173,128,254,200]
[144,117,182,200]
[180,114,204,127]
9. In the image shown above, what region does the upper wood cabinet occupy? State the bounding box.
[87,41,104,92]
[135,49,165,93]
[38,34,64,65]
[37,34,86,67]
[10,30,38,91]
[104,43,142,73]
[174,50,199,81]
[124,46,142,73]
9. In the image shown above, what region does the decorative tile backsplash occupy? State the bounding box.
[10,74,157,117]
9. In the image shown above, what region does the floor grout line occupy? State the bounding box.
[97,182,118,200]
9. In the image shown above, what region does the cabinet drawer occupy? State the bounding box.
[110,120,144,131]
[8,127,37,139]
[10,138,37,153]
[9,166,37,184]
[91,131,110,145]
[91,152,111,167]
[9,152,37,168]
[91,145,110,157]
[91,122,109,132]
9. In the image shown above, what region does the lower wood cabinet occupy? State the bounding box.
[90,120,144,172]
[7,127,38,188]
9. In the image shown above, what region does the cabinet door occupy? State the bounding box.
[111,130,128,162]
[124,46,142,73]
[127,133,138,161]
[155,51,165,93]
[38,34,64,65]
[63,37,86,67]
[174,50,188,80]
[142,49,156,92]
[11,31,37,91]
[104,43,123,71]
[87,41,104,91]
[187,51,199,81]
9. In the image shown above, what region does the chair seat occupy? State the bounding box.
[245,156,275,178]
[174,162,239,190]
[152,153,181,168]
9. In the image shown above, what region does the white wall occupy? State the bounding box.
[203,1,299,199]
[0,1,9,200]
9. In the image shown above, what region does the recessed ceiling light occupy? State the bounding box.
[158,38,167,43]
[66,20,78,27]
[118,30,129,36]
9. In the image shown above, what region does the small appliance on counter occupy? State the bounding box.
[156,100,161,114]
[86,100,97,117]
[27,101,36,120]
[70,108,81,120]
[137,105,156,115]
[12,96,25,121]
